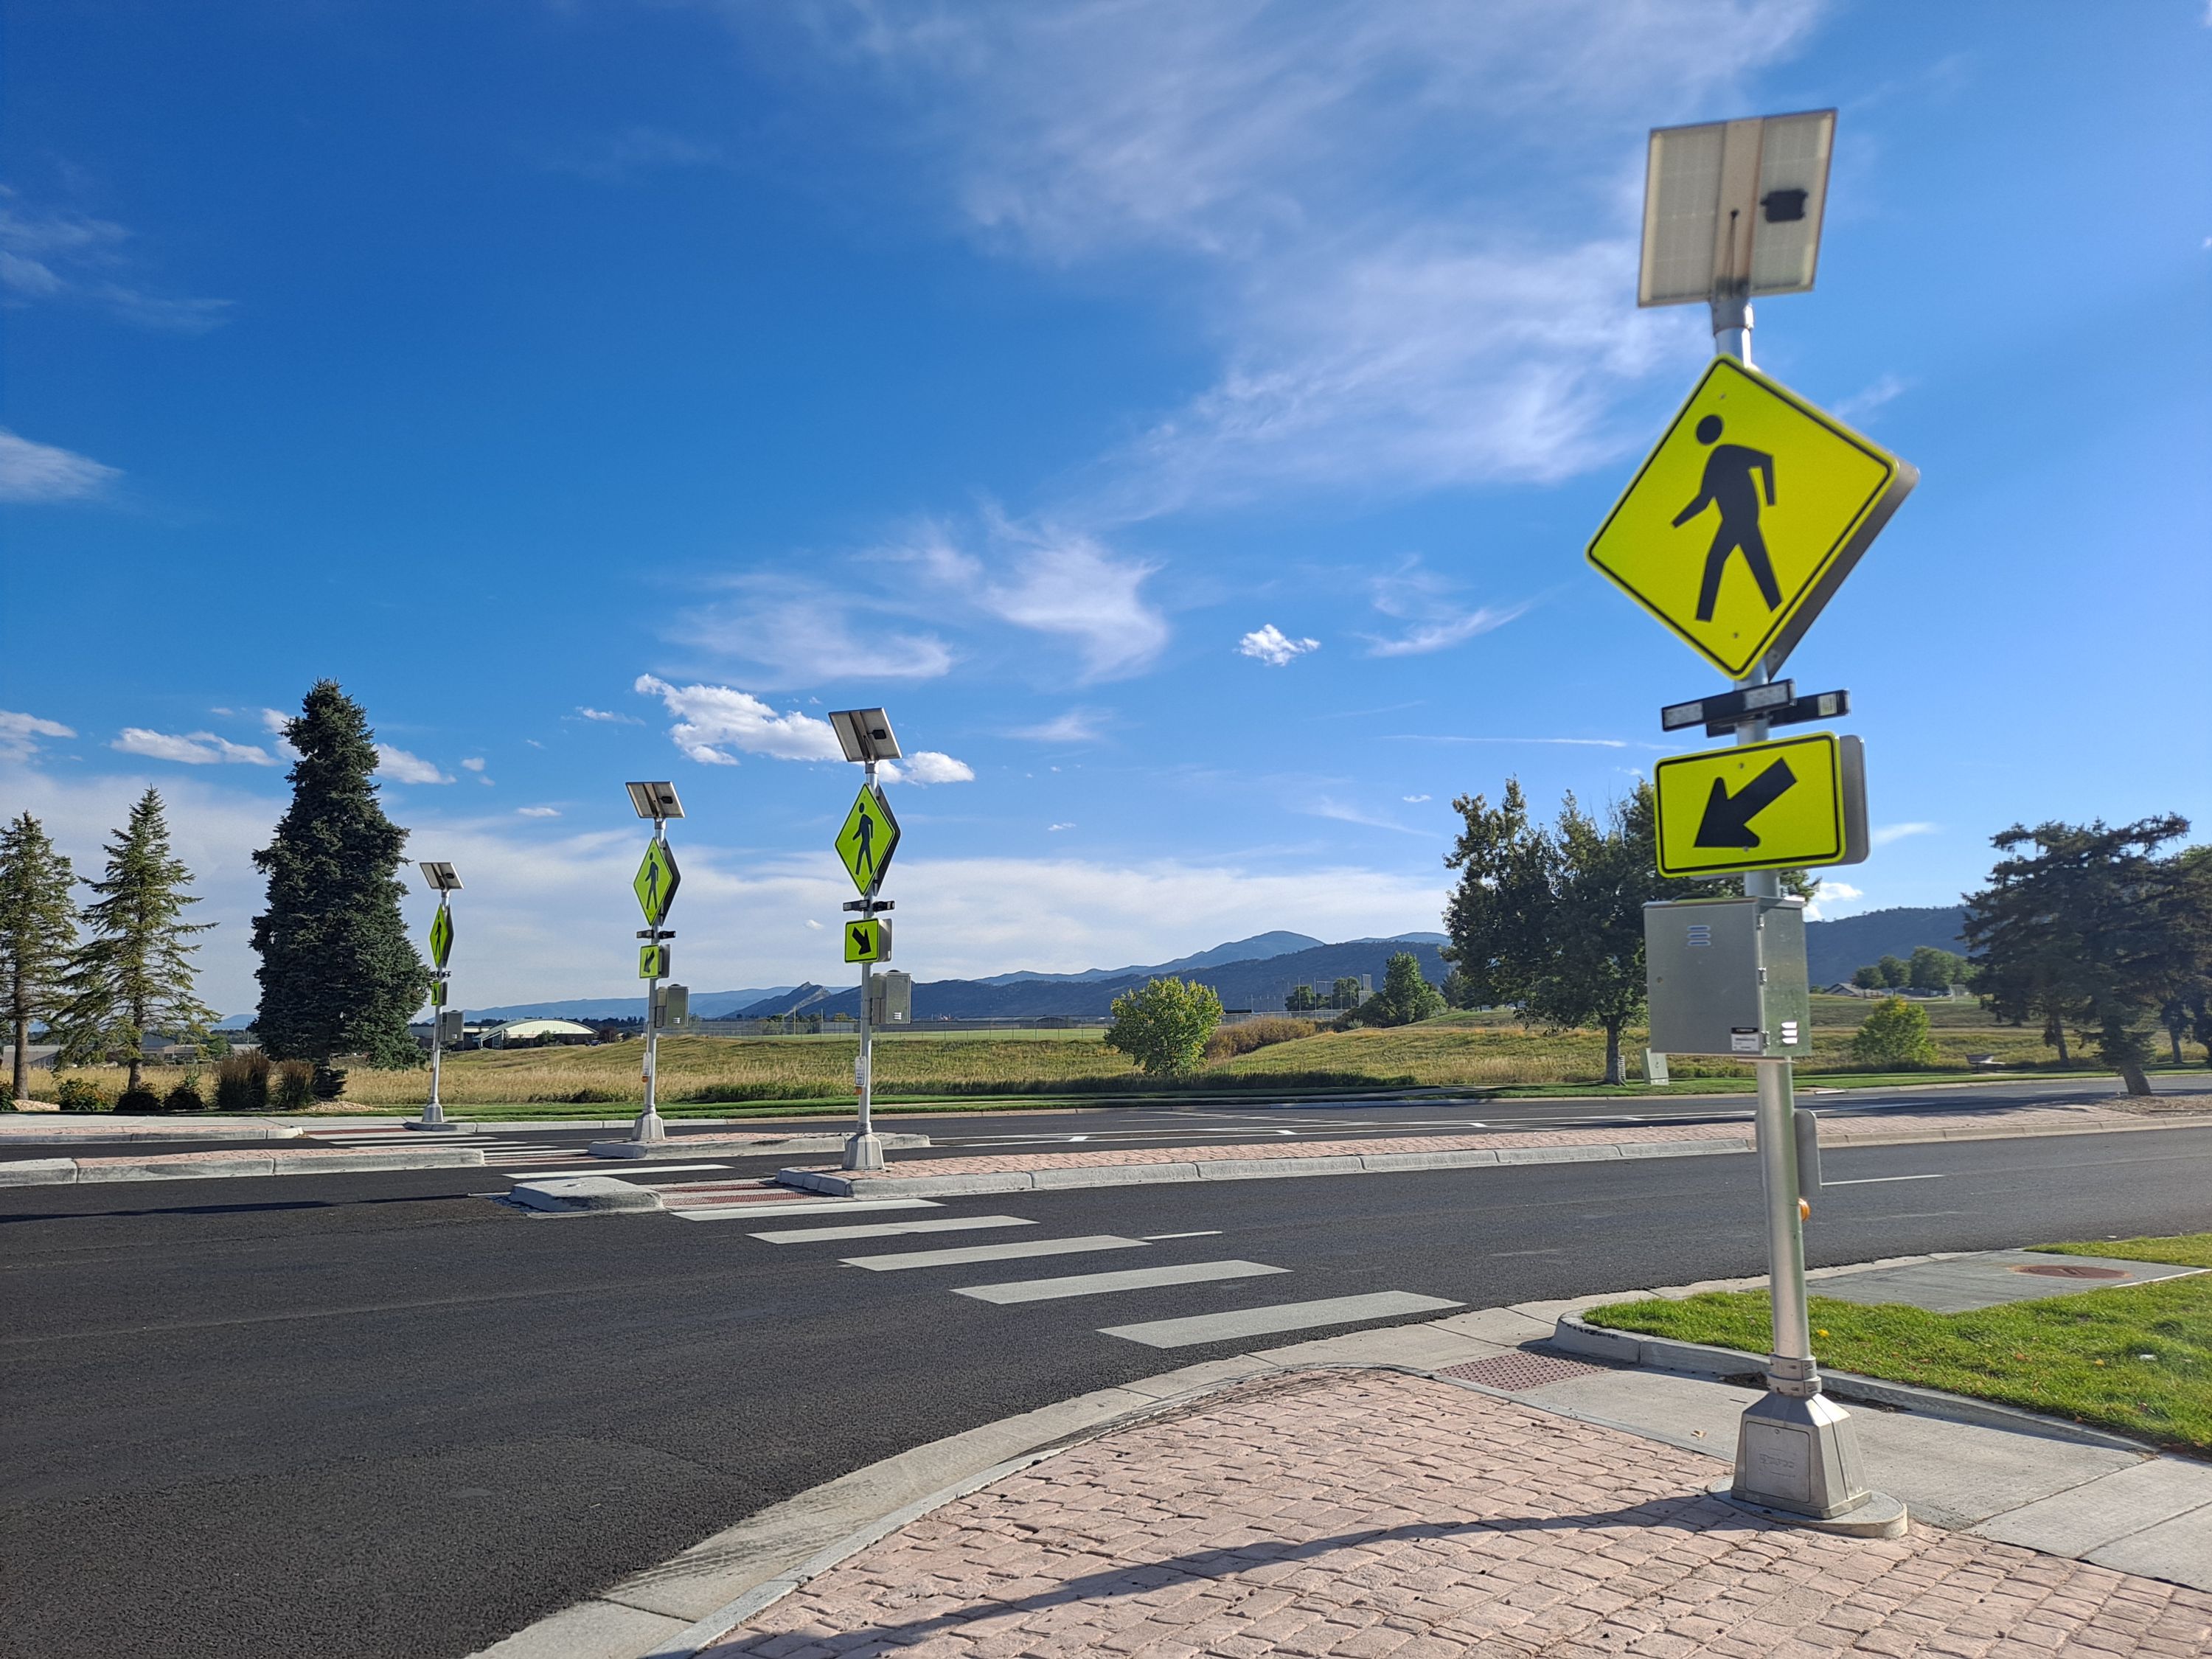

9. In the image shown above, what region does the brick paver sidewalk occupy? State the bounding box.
[706,1371,2211,1658]
[801,1102,2178,1187]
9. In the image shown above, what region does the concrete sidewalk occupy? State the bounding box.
[775,1102,2212,1199]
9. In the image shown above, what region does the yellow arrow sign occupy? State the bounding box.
[844,918,891,964]
[833,784,901,895]
[1587,358,1916,678]
[1652,732,1867,877]
[638,943,669,980]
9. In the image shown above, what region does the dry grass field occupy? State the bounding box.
[32,994,2159,1114]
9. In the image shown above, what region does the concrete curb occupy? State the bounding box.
[510,1176,665,1214]
[1548,1313,2159,1454]
[770,1114,2212,1200]
[588,1133,931,1161]
[0,1146,489,1186]
[0,1118,310,1142]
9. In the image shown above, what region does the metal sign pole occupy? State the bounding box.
[633,818,669,1146]
[425,893,449,1126]
[844,759,886,1173]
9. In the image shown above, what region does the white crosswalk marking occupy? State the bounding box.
[669,1197,941,1221]
[751,1215,1035,1245]
[842,1235,1147,1273]
[1098,1291,1462,1349]
[500,1163,731,1180]
[953,1259,1284,1305]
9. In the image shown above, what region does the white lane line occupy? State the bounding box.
[1826,1174,1946,1186]
[1141,1231,1222,1241]
[1099,1291,1464,1350]
[842,1235,1148,1273]
[956,1260,1285,1306]
[753,1215,1034,1245]
[669,1197,942,1222]
[501,1163,732,1180]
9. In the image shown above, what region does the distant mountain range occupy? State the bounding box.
[212,906,1974,1028]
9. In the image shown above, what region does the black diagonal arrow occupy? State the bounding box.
[1694,757,1797,848]
[851,925,870,953]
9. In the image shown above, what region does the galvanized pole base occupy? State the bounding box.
[841,1133,885,1172]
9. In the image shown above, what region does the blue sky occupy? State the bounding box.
[4,1,2208,1016]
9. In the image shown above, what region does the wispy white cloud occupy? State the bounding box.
[1048,822,1076,832]
[633,673,844,765]
[113,728,276,767]
[1361,559,1530,657]
[911,514,1170,682]
[516,806,561,818]
[0,188,232,334]
[1238,625,1320,667]
[1400,734,1641,748]
[461,757,487,773]
[1402,793,1431,804]
[1007,709,1107,744]
[1834,372,1910,424]
[0,710,74,762]
[0,429,119,503]
[1306,796,1434,837]
[574,706,644,725]
[881,751,976,786]
[670,579,956,689]
[1872,821,1939,847]
[374,744,455,785]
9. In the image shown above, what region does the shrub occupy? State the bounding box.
[214,1052,271,1113]
[1204,1018,1319,1062]
[272,1060,316,1110]
[1850,996,1938,1068]
[1105,977,1224,1079]
[116,1087,164,1115]
[55,1077,110,1113]
[310,1064,347,1101]
[1351,953,1449,1029]
[164,1072,207,1113]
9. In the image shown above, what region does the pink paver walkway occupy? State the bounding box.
[706,1370,2212,1659]
[800,1102,2180,1185]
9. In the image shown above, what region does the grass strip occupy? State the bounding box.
[1582,1234,2212,1458]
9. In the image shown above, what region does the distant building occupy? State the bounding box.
[476,1018,600,1049]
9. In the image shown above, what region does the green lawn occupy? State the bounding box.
[1582,1234,2212,1457]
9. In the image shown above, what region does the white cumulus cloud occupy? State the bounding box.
[0,429,120,503]
[1805,880,1865,922]
[1872,822,1939,848]
[113,728,276,767]
[575,706,644,724]
[1238,625,1320,667]
[0,710,76,761]
[881,751,976,787]
[374,744,455,785]
[633,674,844,765]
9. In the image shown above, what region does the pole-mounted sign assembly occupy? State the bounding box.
[625,780,684,1146]
[1593,108,1910,1536]
[828,708,903,1173]
[411,861,464,1133]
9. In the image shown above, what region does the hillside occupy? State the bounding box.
[1805,906,1969,985]
[980,930,1325,986]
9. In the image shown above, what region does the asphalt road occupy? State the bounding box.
[3,1120,2208,1659]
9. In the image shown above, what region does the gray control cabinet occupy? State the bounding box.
[869,970,914,1027]
[1645,896,1811,1059]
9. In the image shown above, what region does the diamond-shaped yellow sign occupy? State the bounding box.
[428,905,453,969]
[1587,358,1916,678]
[633,839,681,927]
[832,785,900,895]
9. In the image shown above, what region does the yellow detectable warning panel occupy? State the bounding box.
[1587,358,1916,678]
[833,784,901,895]
[1653,732,1868,877]
[844,917,891,964]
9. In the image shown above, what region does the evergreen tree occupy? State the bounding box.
[0,813,78,1103]
[56,790,215,1090]
[1356,951,1447,1028]
[252,682,428,1068]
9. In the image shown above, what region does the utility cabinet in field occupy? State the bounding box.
[1644,896,1811,1059]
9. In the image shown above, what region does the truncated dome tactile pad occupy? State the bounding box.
[1439,1350,1607,1391]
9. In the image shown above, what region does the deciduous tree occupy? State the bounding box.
[0,813,77,1103]
[56,790,215,1090]
[252,682,427,1068]
[1105,977,1223,1079]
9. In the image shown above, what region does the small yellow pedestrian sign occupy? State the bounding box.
[1653,732,1867,877]
[833,785,900,895]
[1587,358,1916,678]
[639,943,669,979]
[633,840,681,927]
[428,905,453,969]
[844,917,891,964]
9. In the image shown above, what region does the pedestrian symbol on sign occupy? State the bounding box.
[832,785,902,896]
[1674,416,1781,622]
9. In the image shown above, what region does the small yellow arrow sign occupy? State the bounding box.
[1587,358,1915,678]
[633,840,681,927]
[844,918,891,964]
[833,785,900,895]
[1653,731,1868,877]
[638,943,669,980]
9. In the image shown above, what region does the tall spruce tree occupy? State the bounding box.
[252,682,427,1068]
[1,813,79,1102]
[57,790,215,1091]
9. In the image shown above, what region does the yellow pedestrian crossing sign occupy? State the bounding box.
[428,905,453,969]
[1653,731,1867,877]
[1587,358,1916,678]
[844,917,891,964]
[633,840,680,927]
[833,785,900,895]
